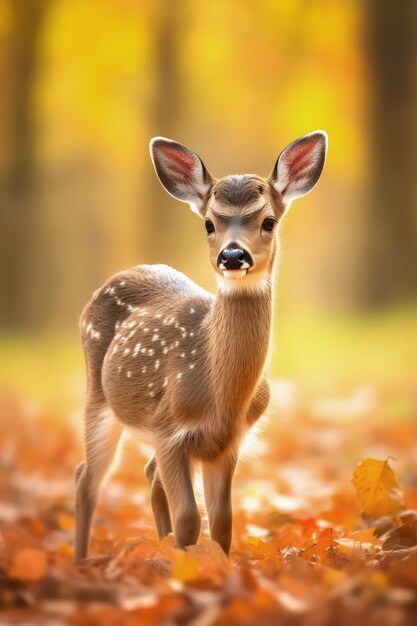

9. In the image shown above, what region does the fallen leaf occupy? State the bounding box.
[172,549,199,583]
[9,548,48,581]
[352,458,405,518]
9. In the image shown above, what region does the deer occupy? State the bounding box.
[74,131,328,561]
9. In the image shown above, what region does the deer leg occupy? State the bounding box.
[145,455,172,539]
[74,404,123,562]
[202,451,237,556]
[156,446,200,549]
[75,462,85,484]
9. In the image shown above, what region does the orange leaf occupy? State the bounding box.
[352,458,405,517]
[9,548,48,581]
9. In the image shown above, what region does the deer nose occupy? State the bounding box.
[218,246,252,270]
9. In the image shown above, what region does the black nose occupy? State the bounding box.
[222,248,245,270]
[219,247,246,270]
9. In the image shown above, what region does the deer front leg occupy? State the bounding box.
[156,445,200,549]
[145,455,172,539]
[202,450,237,556]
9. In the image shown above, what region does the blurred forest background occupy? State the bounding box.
[1,3,417,622]
[0,0,416,408]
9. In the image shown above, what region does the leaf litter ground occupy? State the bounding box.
[1,380,417,625]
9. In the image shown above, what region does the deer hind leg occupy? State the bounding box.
[74,403,123,561]
[202,450,237,556]
[156,445,200,549]
[145,455,172,539]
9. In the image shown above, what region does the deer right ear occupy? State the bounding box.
[269,131,328,209]
[150,137,214,217]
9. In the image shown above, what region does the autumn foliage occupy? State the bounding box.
[1,387,417,625]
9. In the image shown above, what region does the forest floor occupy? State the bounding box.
[1,374,417,625]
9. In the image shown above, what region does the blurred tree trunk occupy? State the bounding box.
[141,0,184,264]
[361,0,417,306]
[0,0,51,331]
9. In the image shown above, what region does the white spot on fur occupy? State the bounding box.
[142,366,147,373]
[124,348,130,355]
[126,371,132,378]
[180,352,185,358]
[190,308,195,314]
[155,360,160,370]
[189,363,195,369]
[176,372,182,380]
[163,377,168,387]
[152,334,159,341]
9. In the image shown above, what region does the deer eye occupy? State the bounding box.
[205,220,215,235]
[262,218,276,232]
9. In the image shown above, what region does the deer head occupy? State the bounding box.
[150,132,327,291]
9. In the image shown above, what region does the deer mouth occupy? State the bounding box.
[222,268,248,279]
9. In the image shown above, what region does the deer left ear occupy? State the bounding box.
[269,131,328,207]
[150,137,214,217]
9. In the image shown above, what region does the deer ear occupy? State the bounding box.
[150,137,214,216]
[269,131,328,207]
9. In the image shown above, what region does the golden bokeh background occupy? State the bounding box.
[0,0,416,412]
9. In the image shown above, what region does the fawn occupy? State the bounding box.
[74,131,327,561]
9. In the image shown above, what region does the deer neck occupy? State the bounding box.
[206,278,272,419]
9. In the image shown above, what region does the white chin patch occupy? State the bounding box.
[222,269,247,279]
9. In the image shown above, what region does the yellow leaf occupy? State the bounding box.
[352,458,405,517]
[57,513,74,531]
[322,567,346,588]
[172,550,199,583]
[344,528,381,546]
[246,535,262,546]
[57,542,73,560]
